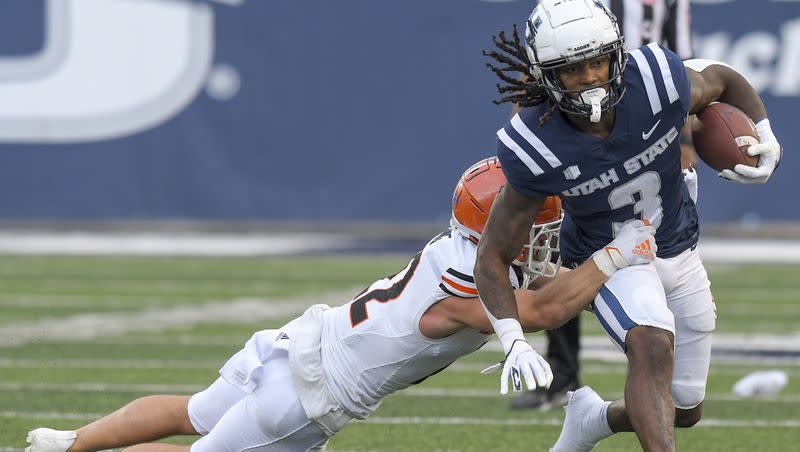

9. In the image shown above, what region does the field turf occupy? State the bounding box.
[1,256,798,451]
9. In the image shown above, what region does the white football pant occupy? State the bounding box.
[592,246,715,409]
[188,339,329,451]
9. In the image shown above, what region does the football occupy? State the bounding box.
[691,102,760,172]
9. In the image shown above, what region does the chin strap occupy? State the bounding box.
[580,87,607,123]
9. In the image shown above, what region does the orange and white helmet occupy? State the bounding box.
[450,157,563,282]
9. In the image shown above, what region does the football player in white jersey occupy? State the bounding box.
[26,157,657,452]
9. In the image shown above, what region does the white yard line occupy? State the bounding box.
[0,289,358,347]
[2,329,799,366]
[402,388,800,404]
[699,239,800,264]
[1,411,105,420]
[87,336,250,346]
[0,232,352,256]
[477,335,800,364]
[1,232,799,263]
[0,357,221,369]
[3,381,799,404]
[3,411,798,428]
[447,361,800,376]
[3,357,796,377]
[0,382,204,393]
[361,416,800,428]
[71,334,800,357]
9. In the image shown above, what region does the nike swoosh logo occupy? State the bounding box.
[642,119,661,140]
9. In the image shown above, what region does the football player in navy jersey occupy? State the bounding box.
[509,0,699,414]
[476,1,782,451]
[509,0,698,413]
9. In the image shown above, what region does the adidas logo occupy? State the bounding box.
[632,240,654,259]
[275,332,290,341]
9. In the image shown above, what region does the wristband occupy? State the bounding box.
[492,318,525,354]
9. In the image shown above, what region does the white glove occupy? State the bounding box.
[720,119,781,184]
[592,219,657,277]
[480,318,553,394]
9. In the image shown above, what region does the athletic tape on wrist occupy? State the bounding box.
[491,318,525,354]
[592,248,618,277]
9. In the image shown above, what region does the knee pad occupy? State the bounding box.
[671,303,715,409]
[671,380,706,409]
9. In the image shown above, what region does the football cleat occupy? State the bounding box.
[550,387,611,452]
[25,428,76,452]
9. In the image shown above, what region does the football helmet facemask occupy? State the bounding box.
[451,157,563,281]
[525,0,627,122]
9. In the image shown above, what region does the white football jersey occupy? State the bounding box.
[320,229,520,419]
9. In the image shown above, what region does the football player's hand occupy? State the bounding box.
[480,318,553,394]
[719,141,780,184]
[499,339,553,394]
[720,118,781,184]
[592,219,656,277]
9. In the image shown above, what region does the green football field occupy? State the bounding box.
[1,256,798,451]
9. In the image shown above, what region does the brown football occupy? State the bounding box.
[692,103,760,172]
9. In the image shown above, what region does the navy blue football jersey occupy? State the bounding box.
[497,43,698,266]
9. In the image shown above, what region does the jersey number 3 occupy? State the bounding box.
[608,171,663,235]
[349,253,421,327]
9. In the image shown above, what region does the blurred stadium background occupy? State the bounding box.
[0,0,798,450]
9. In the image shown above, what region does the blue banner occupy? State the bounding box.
[0,0,795,223]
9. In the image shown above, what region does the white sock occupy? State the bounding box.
[585,401,613,444]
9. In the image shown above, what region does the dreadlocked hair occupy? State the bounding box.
[482,24,550,109]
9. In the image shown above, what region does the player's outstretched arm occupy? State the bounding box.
[515,263,606,331]
[426,220,656,393]
[686,60,782,184]
[517,219,656,331]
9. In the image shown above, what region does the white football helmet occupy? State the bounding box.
[525,0,627,122]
